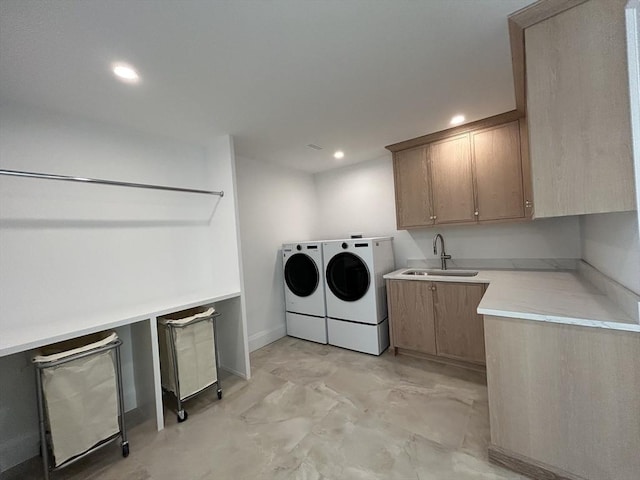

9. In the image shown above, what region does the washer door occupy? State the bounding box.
[326,252,370,302]
[284,253,319,297]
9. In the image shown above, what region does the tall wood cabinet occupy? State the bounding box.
[387,279,487,366]
[511,0,636,217]
[388,113,532,229]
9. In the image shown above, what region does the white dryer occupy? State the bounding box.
[322,237,394,355]
[282,241,327,344]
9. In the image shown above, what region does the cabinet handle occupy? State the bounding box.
[525,200,532,208]
[433,216,437,220]
[474,211,479,216]
[431,285,436,291]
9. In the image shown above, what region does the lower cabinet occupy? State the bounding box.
[432,282,486,364]
[387,279,436,355]
[387,279,486,366]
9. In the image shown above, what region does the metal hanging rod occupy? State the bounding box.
[0,169,224,196]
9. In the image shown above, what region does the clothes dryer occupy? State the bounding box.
[282,241,327,344]
[322,237,394,355]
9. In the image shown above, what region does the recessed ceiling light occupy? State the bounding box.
[112,62,140,83]
[450,114,465,125]
[333,150,344,159]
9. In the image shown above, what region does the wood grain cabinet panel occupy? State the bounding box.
[433,282,486,365]
[472,121,525,221]
[393,147,433,228]
[429,134,476,224]
[387,279,486,367]
[388,111,531,230]
[485,315,640,480]
[387,280,436,355]
[525,0,635,217]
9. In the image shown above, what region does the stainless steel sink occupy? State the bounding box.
[403,269,479,277]
[402,270,430,276]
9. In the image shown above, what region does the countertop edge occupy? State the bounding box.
[385,268,639,333]
[0,290,242,357]
[477,307,640,332]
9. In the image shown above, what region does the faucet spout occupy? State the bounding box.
[432,233,452,270]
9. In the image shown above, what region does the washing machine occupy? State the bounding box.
[282,241,327,344]
[322,237,394,355]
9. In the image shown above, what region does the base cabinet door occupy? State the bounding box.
[433,282,486,364]
[387,280,436,355]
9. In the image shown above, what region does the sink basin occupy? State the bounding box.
[403,269,479,277]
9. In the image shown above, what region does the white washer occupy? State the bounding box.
[282,241,327,344]
[322,237,394,355]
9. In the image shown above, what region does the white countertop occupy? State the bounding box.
[384,268,640,332]
[0,290,242,357]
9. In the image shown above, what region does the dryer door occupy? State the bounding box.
[284,253,319,297]
[326,252,370,302]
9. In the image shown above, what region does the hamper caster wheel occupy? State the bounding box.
[122,442,129,458]
[217,389,222,400]
[177,410,188,423]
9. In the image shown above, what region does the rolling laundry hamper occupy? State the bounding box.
[32,331,129,480]
[158,306,222,422]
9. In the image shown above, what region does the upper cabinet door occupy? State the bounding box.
[429,134,476,224]
[393,146,433,228]
[472,121,525,221]
[525,0,635,217]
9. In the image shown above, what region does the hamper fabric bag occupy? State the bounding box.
[33,332,120,466]
[158,307,217,399]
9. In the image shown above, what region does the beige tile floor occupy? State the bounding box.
[8,337,525,480]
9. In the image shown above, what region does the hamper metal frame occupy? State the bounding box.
[34,338,129,480]
[162,311,222,422]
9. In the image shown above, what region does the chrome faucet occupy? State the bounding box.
[433,233,452,270]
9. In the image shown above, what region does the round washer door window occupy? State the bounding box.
[284,254,319,297]
[326,252,370,302]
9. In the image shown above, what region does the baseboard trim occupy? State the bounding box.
[248,324,286,352]
[488,445,587,480]
[219,365,248,380]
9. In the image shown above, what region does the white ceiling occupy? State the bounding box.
[0,0,531,173]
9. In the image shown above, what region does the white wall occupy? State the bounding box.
[581,212,640,295]
[0,104,223,332]
[0,104,246,471]
[235,156,316,351]
[314,155,582,267]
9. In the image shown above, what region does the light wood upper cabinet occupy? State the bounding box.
[387,279,436,355]
[393,147,433,229]
[430,134,476,224]
[387,279,486,366]
[387,112,532,229]
[432,282,486,365]
[472,121,525,221]
[523,0,636,217]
